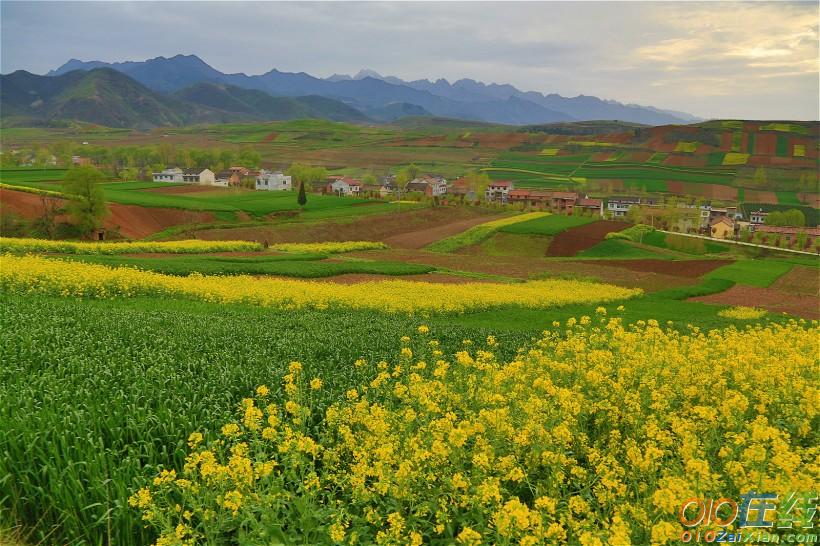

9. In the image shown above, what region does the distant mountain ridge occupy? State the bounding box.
[0,69,372,128]
[43,54,700,126]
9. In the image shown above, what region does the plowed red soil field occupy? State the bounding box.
[546,220,630,257]
[691,285,819,320]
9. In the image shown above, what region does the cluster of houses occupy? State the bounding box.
[151,166,291,191]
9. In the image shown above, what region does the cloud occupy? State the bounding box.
[0,1,817,119]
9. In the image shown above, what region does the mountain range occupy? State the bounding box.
[1,54,701,128]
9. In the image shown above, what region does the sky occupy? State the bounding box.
[1,1,818,120]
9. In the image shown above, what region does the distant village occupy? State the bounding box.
[148,164,818,248]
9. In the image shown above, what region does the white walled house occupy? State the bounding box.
[152,167,184,183]
[256,170,292,191]
[181,168,215,185]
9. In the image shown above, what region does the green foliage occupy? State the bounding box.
[765,209,806,227]
[705,260,794,287]
[499,214,594,236]
[297,181,307,207]
[61,166,108,235]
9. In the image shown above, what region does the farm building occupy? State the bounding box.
[449,177,476,201]
[327,177,361,196]
[256,170,292,191]
[749,209,769,228]
[606,196,657,218]
[215,171,241,187]
[406,176,448,197]
[508,190,580,213]
[152,167,184,183]
[710,216,735,239]
[485,180,513,203]
[576,197,604,216]
[182,169,216,185]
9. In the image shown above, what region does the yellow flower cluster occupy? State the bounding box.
[718,306,768,320]
[0,254,641,313]
[270,241,387,254]
[0,182,65,198]
[132,318,819,545]
[0,237,261,255]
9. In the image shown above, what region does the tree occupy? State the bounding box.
[62,166,108,237]
[406,163,420,181]
[38,195,62,239]
[238,147,261,168]
[297,181,307,207]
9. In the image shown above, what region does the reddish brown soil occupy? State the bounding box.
[797,193,820,208]
[579,259,733,278]
[263,132,278,142]
[1,188,213,239]
[546,221,630,257]
[755,133,777,156]
[743,190,778,205]
[383,215,501,249]
[691,285,820,320]
[666,181,737,201]
[626,151,653,162]
[590,152,613,162]
[770,266,820,297]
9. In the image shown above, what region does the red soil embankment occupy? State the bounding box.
[0,188,213,239]
[579,259,733,278]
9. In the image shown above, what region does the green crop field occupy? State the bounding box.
[576,239,673,259]
[499,214,595,235]
[65,254,435,278]
[705,260,794,287]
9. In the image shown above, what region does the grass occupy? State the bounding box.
[639,231,730,255]
[476,232,551,258]
[426,212,547,253]
[499,214,595,236]
[63,254,435,278]
[577,239,672,259]
[705,259,794,287]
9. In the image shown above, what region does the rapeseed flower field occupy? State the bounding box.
[270,241,387,253]
[132,318,820,545]
[0,237,262,254]
[0,254,641,313]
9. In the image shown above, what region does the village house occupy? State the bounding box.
[152,167,184,183]
[255,170,292,191]
[182,168,216,185]
[755,225,819,249]
[448,177,472,200]
[215,171,241,187]
[327,177,361,196]
[507,189,580,213]
[606,196,642,218]
[710,216,735,239]
[749,209,769,230]
[485,181,513,203]
[575,197,604,216]
[405,175,447,197]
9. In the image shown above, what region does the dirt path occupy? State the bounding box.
[383,215,500,249]
[578,258,733,278]
[691,285,820,320]
[1,188,213,239]
[546,221,630,257]
[310,273,497,284]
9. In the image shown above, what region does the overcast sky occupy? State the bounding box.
[2,1,818,120]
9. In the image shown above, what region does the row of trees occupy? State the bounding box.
[2,142,262,178]
[764,209,806,227]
